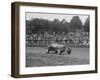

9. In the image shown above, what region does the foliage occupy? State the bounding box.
[69,16,83,31]
[83,17,90,32]
[26,16,89,34]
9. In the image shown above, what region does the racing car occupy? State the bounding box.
[46,42,71,55]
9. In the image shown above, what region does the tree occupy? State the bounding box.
[84,17,90,32]
[69,16,83,32]
[26,18,69,33]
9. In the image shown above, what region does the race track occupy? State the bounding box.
[26,47,89,67]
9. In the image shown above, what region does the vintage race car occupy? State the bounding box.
[46,42,71,55]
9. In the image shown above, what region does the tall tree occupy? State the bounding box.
[69,16,83,32]
[84,17,90,32]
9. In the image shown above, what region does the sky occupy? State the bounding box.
[26,12,89,25]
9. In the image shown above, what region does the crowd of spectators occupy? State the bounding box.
[26,31,89,47]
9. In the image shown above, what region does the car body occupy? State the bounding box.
[46,42,67,55]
